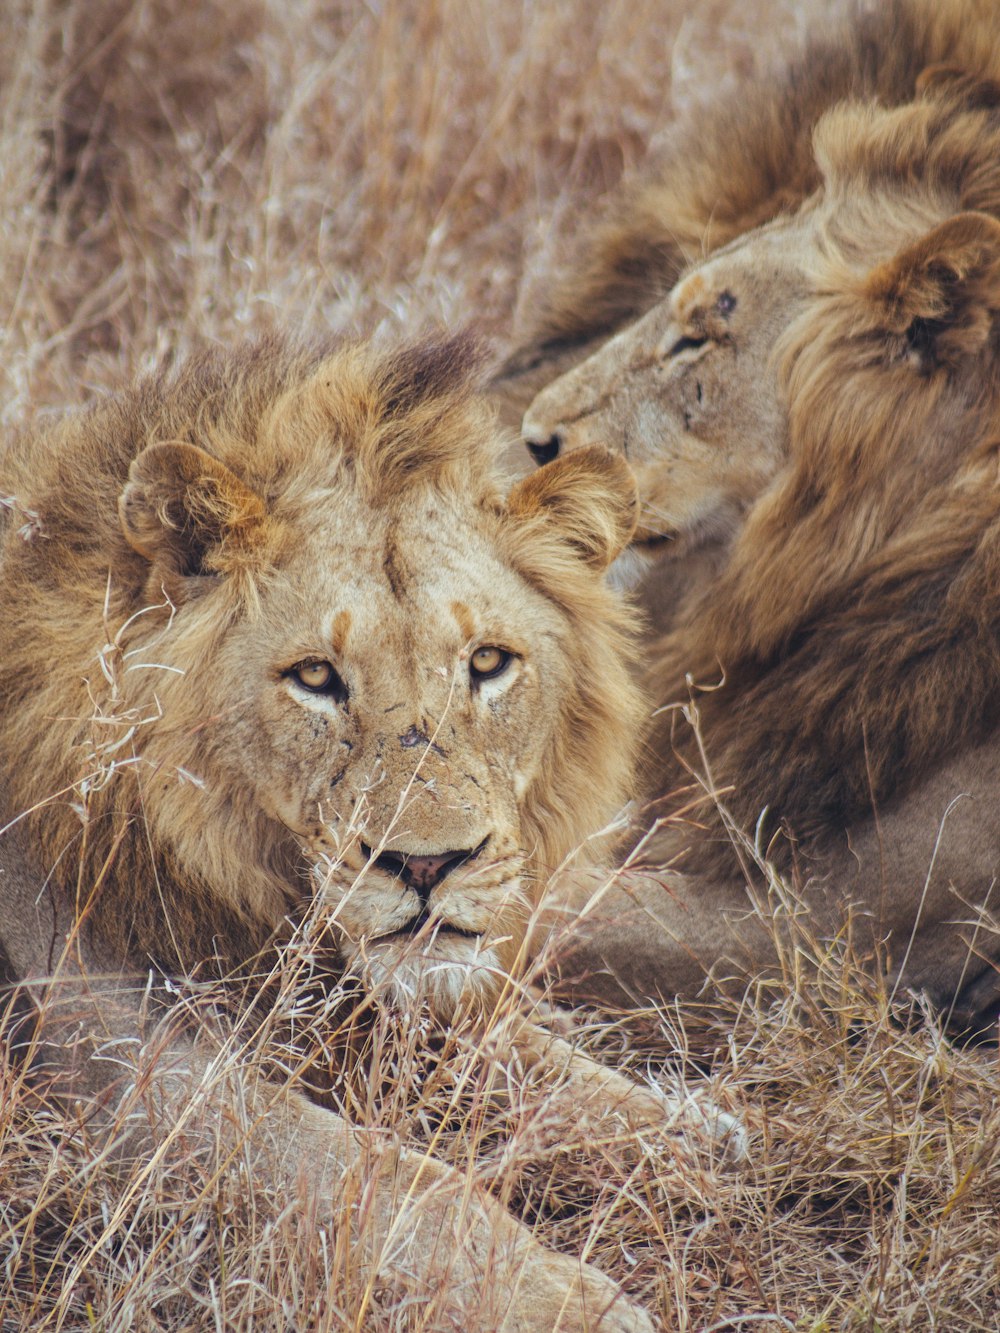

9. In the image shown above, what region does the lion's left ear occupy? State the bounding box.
[864,211,1000,368]
[119,441,267,578]
[505,445,639,571]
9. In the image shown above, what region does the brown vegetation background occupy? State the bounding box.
[1,0,999,1329]
[1,0,844,412]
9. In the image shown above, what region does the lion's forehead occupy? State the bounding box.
[231,497,558,852]
[286,486,492,579]
[256,488,564,688]
[672,218,815,323]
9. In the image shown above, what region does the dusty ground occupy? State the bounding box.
[0,0,998,1329]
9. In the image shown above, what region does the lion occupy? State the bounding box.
[0,332,738,1331]
[498,0,1000,431]
[521,76,1000,1033]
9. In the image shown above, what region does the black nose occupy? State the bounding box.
[364,841,486,903]
[525,433,561,466]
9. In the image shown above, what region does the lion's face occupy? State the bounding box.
[521,217,816,585]
[109,345,641,1015]
[209,487,582,1011]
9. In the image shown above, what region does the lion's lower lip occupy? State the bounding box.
[383,911,480,941]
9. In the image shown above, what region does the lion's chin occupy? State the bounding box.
[353,930,502,1016]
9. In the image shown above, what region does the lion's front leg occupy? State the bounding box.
[128,1056,658,1331]
[17,972,651,1332]
[294,1102,654,1332]
[479,1013,746,1174]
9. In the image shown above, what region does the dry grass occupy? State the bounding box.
[1,0,998,1329]
[3,889,998,1331]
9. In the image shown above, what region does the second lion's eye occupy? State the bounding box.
[666,334,708,358]
[470,646,511,681]
[288,660,347,700]
[716,290,737,316]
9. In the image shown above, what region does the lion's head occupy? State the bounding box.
[522,78,1000,597]
[0,335,642,1016]
[526,78,1000,852]
[522,213,816,585]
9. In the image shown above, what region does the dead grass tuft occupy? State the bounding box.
[3,905,998,1330]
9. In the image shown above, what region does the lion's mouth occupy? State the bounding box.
[631,530,675,552]
[382,910,481,943]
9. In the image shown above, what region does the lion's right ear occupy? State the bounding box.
[119,442,267,577]
[863,211,1000,368]
[505,445,639,571]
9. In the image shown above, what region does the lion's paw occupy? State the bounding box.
[653,1082,748,1162]
[603,1074,747,1168]
[524,1249,655,1333]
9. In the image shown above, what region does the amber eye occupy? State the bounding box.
[288,659,347,700]
[470,645,511,681]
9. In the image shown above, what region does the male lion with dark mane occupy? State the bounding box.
[518,70,1000,1031]
[0,333,736,1331]
[502,0,1000,425]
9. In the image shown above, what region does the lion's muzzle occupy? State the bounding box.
[360,835,489,899]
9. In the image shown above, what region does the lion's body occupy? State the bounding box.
[520,29,1000,1031]
[0,333,681,1331]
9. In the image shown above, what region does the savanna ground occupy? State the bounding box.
[1,0,999,1328]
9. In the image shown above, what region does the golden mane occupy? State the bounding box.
[0,333,642,971]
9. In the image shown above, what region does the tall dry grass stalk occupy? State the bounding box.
[1,0,998,1329]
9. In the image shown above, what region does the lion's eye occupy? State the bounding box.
[288,659,347,699]
[666,334,708,357]
[470,645,511,681]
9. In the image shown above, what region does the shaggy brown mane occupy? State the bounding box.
[0,332,640,973]
[644,82,1000,866]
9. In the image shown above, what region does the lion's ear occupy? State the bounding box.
[505,445,639,571]
[119,442,267,577]
[864,212,1000,368]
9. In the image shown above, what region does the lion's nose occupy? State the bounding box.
[365,839,487,902]
[524,431,562,467]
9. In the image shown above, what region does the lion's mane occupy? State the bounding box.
[503,0,1000,380]
[644,78,1000,870]
[0,334,641,973]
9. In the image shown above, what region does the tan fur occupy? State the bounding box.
[0,332,706,1331]
[523,213,815,579]
[529,77,1000,1032]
